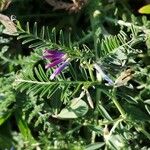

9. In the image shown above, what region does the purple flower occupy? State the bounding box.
[43,49,70,80]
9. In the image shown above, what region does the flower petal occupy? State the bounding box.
[50,61,69,80]
[94,63,114,85]
[44,49,64,56]
[102,74,114,85]
[43,49,65,61]
[45,58,64,69]
[43,53,65,60]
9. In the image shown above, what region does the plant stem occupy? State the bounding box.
[135,125,150,140]
[91,88,101,143]
[99,116,124,126]
[105,17,150,33]
[88,0,104,143]
[66,124,82,135]
[112,88,126,118]
[87,63,95,82]
[89,1,102,60]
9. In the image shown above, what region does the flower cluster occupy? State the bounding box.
[43,49,70,80]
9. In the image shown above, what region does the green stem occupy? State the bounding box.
[89,1,102,60]
[135,125,150,140]
[91,88,102,143]
[105,17,150,33]
[91,88,101,143]
[88,0,103,143]
[84,116,123,127]
[75,32,93,45]
[66,125,82,135]
[90,14,101,60]
[112,88,126,118]
[15,79,99,85]
[99,116,124,126]
[87,63,95,82]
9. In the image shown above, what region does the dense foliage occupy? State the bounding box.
[0,0,150,149]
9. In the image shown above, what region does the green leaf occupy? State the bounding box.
[85,142,105,150]
[139,4,150,14]
[124,104,150,121]
[0,110,12,125]
[106,135,126,150]
[98,105,113,121]
[87,124,103,134]
[15,110,36,144]
[54,98,89,119]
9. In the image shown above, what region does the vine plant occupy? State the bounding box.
[0,0,150,149]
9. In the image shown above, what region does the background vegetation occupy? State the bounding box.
[0,0,150,149]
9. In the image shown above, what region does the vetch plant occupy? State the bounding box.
[0,0,150,149]
[13,18,150,149]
